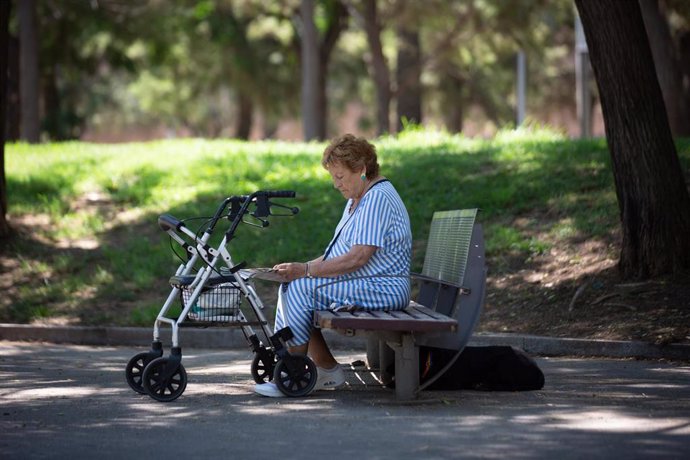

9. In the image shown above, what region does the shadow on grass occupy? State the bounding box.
[2,136,689,337]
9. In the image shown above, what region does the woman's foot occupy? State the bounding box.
[254,365,345,397]
[254,382,285,398]
[313,365,345,390]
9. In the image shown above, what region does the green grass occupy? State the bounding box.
[4,127,690,325]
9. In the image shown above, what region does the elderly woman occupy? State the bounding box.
[255,134,412,397]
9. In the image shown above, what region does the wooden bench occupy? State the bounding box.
[314,209,487,400]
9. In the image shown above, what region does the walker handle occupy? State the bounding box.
[158,214,184,232]
[260,190,295,199]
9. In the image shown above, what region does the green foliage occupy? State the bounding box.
[4,131,690,325]
[19,0,590,141]
[413,0,577,128]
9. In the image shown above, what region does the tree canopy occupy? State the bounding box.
[0,0,638,140]
[8,0,689,141]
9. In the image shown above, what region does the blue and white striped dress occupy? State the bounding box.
[274,180,412,346]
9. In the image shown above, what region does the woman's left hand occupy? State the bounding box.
[272,262,307,282]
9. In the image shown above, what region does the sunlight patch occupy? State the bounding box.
[4,386,120,400]
[553,410,690,434]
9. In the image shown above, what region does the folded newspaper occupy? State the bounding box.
[239,267,285,282]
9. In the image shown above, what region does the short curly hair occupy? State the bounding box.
[321,134,380,180]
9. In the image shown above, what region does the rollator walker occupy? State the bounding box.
[124,190,317,401]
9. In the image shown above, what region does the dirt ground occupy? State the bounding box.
[479,238,690,346]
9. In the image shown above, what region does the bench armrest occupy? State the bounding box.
[411,272,470,295]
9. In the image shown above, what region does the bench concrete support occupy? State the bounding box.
[378,338,395,386]
[366,335,380,368]
[387,334,419,400]
[316,304,458,399]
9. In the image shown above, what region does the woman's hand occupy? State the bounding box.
[272,262,307,282]
[271,246,375,282]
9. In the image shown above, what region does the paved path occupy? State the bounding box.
[1,341,689,459]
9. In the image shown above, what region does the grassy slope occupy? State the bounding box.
[3,129,689,326]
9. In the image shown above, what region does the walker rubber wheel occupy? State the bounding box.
[251,351,276,383]
[142,357,188,402]
[125,352,155,394]
[273,355,317,397]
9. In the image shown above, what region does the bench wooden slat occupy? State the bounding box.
[386,310,414,320]
[387,308,434,322]
[315,304,457,333]
[407,302,435,318]
[408,301,456,321]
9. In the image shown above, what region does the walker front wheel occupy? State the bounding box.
[142,357,188,402]
[251,350,276,383]
[273,355,317,397]
[125,352,154,394]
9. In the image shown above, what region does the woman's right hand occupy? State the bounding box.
[272,262,308,282]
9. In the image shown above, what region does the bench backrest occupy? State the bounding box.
[415,209,486,350]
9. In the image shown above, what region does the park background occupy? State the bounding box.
[1,0,689,346]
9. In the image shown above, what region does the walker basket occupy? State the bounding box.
[170,274,242,321]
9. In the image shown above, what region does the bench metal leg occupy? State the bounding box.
[389,334,419,400]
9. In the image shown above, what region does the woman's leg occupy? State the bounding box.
[279,276,407,367]
[256,281,341,396]
[277,278,338,367]
[304,329,338,368]
[279,277,326,347]
[284,329,336,368]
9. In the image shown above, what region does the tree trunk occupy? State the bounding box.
[396,25,421,132]
[639,0,690,136]
[316,1,347,140]
[42,64,65,140]
[361,0,391,136]
[6,35,19,141]
[679,31,690,118]
[262,113,278,139]
[298,0,347,141]
[575,0,690,278]
[441,66,464,133]
[0,0,11,237]
[300,0,320,141]
[18,0,40,143]
[316,58,328,140]
[235,92,253,140]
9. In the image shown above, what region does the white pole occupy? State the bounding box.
[575,14,591,138]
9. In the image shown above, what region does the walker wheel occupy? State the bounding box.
[125,352,155,394]
[251,350,276,383]
[273,355,317,397]
[142,357,188,402]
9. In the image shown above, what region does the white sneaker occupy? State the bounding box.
[254,366,345,396]
[314,365,345,391]
[254,382,286,398]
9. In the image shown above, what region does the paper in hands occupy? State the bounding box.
[240,267,285,282]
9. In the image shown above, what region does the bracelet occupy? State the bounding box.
[306,262,314,279]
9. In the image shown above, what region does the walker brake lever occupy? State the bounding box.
[243,215,270,228]
[268,200,300,216]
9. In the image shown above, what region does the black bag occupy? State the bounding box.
[418,345,545,391]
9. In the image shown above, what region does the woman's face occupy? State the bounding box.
[328,162,365,200]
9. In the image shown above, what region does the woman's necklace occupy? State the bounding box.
[349,177,376,214]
